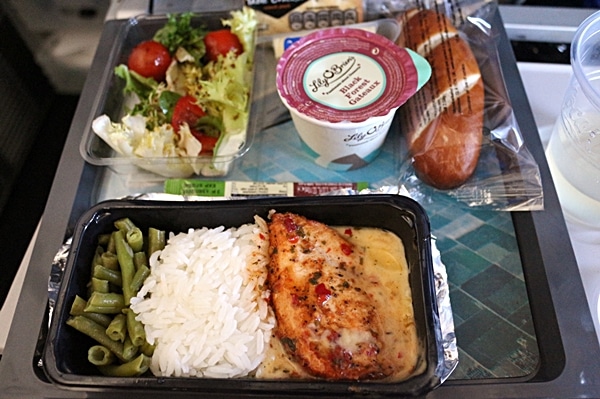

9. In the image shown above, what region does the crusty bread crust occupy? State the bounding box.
[397,9,484,189]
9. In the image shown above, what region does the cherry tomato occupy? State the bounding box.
[127,40,171,81]
[195,135,218,155]
[171,95,218,155]
[203,29,243,62]
[172,95,206,133]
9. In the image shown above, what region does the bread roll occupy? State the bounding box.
[396,9,484,189]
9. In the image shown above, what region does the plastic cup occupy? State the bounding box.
[276,27,430,171]
[546,11,600,227]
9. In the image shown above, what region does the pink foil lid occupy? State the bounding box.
[276,27,419,124]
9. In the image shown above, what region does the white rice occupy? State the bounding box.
[130,216,275,378]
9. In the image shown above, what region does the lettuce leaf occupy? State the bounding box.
[115,64,157,98]
[223,7,258,63]
[153,12,207,63]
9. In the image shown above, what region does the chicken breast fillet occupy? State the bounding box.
[267,212,392,380]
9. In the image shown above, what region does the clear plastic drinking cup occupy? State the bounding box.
[546,10,600,227]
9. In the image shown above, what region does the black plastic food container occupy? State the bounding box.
[43,195,445,396]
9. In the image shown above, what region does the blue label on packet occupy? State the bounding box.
[283,37,301,51]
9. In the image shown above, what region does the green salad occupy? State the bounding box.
[92,7,257,177]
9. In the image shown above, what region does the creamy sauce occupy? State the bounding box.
[256,226,425,381]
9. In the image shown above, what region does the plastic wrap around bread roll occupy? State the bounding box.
[396,9,484,189]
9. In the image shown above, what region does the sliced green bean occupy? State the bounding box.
[114,217,136,233]
[69,295,112,328]
[106,232,116,254]
[114,218,144,252]
[68,220,172,375]
[126,227,144,253]
[97,233,111,247]
[97,353,150,377]
[90,277,109,294]
[114,230,135,306]
[70,295,89,315]
[147,227,165,256]
[100,251,119,271]
[122,335,139,362]
[106,313,127,342]
[125,308,146,347]
[66,316,126,362]
[133,251,148,271]
[130,264,150,294]
[140,340,155,357]
[91,245,104,270]
[93,264,122,287]
[88,345,116,366]
[84,292,125,314]
[86,284,93,300]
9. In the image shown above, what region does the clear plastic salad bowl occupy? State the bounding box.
[80,8,262,179]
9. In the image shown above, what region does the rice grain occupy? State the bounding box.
[130,217,274,378]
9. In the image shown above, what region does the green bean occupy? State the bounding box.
[66,316,126,362]
[106,232,116,254]
[88,345,116,366]
[106,313,127,342]
[140,340,155,357]
[69,220,169,375]
[97,233,111,247]
[70,295,89,315]
[133,251,147,270]
[114,217,136,233]
[130,264,150,294]
[100,251,119,271]
[114,218,144,252]
[84,292,125,314]
[90,278,109,294]
[114,230,135,306]
[126,227,144,253]
[91,245,104,270]
[122,336,139,362]
[69,295,112,328]
[93,264,122,287]
[125,308,146,347]
[97,353,150,377]
[147,227,165,256]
